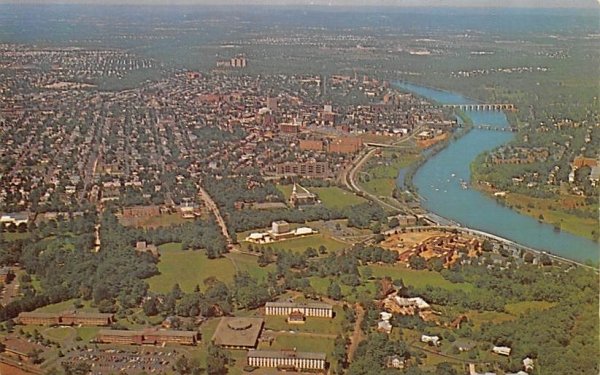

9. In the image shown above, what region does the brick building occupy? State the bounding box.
[17,311,114,326]
[327,137,363,154]
[275,161,329,178]
[299,139,324,152]
[96,329,197,346]
[279,123,300,134]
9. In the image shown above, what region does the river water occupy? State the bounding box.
[394,82,599,264]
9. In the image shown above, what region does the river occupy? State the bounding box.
[394,81,599,264]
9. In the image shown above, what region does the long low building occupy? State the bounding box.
[18,311,114,326]
[247,349,327,371]
[265,301,333,318]
[97,329,197,346]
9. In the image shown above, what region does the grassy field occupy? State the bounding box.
[76,327,101,342]
[419,350,465,371]
[238,233,349,254]
[226,252,274,281]
[35,299,95,313]
[475,185,599,241]
[500,192,598,241]
[366,265,476,292]
[263,334,335,354]
[147,242,236,293]
[504,300,556,316]
[43,327,76,342]
[120,213,190,228]
[263,305,344,335]
[464,311,516,328]
[277,185,367,210]
[359,153,418,197]
[309,276,377,302]
[2,232,30,241]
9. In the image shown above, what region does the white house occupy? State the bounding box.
[492,346,511,356]
[421,335,440,346]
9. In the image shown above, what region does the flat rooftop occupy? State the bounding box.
[266,301,332,309]
[212,317,264,348]
[247,349,326,360]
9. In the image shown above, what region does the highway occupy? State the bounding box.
[197,184,235,248]
[342,125,424,213]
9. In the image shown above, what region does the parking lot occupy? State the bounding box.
[62,347,181,374]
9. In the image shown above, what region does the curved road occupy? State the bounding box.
[343,127,423,213]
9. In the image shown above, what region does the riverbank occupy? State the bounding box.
[470,180,599,242]
[394,81,599,264]
[403,117,473,194]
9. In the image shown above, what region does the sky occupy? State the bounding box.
[1,0,598,8]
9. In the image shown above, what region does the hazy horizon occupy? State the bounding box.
[1,0,598,9]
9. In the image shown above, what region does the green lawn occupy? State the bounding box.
[76,327,101,342]
[239,233,349,254]
[120,212,191,228]
[359,153,418,197]
[277,185,367,210]
[497,192,598,241]
[366,265,475,292]
[419,350,464,371]
[147,243,236,293]
[464,311,516,328]
[263,306,344,335]
[2,232,30,241]
[504,301,556,316]
[309,276,377,302]
[226,252,275,281]
[43,327,77,342]
[35,299,95,313]
[263,334,335,354]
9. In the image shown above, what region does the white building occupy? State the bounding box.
[523,357,534,372]
[492,346,512,356]
[395,296,431,310]
[265,301,333,318]
[247,350,326,370]
[421,335,440,346]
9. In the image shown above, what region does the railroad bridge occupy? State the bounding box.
[476,124,517,132]
[442,103,515,111]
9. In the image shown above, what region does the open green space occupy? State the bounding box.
[464,311,516,328]
[419,350,464,370]
[504,300,556,316]
[43,327,77,342]
[359,152,419,197]
[263,305,344,335]
[262,334,335,354]
[309,276,377,302]
[485,190,599,241]
[238,232,349,254]
[2,232,30,241]
[365,265,476,292]
[120,212,191,228]
[226,252,275,281]
[34,299,95,314]
[277,185,367,210]
[147,242,236,293]
[75,327,101,342]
